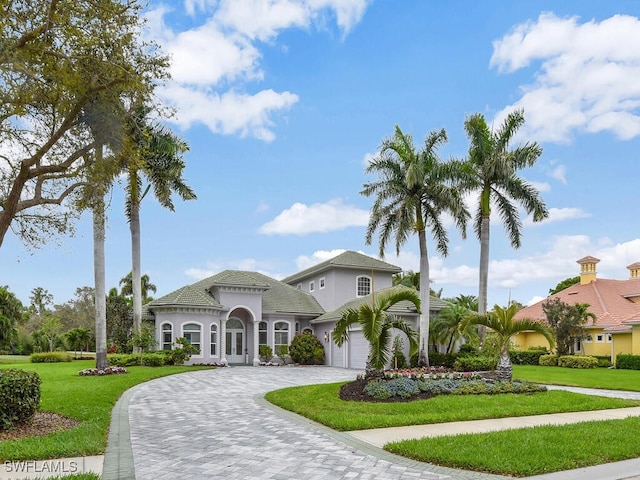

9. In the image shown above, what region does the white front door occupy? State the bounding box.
[226,318,245,363]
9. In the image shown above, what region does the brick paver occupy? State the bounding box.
[126,367,508,480]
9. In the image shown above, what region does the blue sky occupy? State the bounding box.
[3,0,640,309]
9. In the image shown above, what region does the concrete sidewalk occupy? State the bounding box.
[347,406,640,447]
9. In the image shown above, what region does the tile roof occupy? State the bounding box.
[514,277,640,330]
[311,285,449,324]
[147,270,324,316]
[282,250,401,284]
[577,256,601,264]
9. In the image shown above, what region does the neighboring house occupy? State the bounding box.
[146,250,447,367]
[514,256,640,362]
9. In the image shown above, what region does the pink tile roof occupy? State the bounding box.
[577,256,601,264]
[515,277,640,332]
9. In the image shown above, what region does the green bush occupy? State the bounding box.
[594,355,612,368]
[527,345,549,351]
[289,333,325,365]
[616,354,640,370]
[428,352,457,368]
[558,355,598,369]
[166,338,200,365]
[141,352,167,367]
[539,354,558,366]
[30,352,73,363]
[391,337,407,369]
[0,369,41,429]
[108,354,140,367]
[509,349,547,365]
[259,345,273,362]
[457,344,479,357]
[453,355,496,372]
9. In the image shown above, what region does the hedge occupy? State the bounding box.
[539,354,558,366]
[31,352,73,363]
[557,355,598,369]
[509,350,548,365]
[429,352,457,369]
[0,369,41,429]
[453,355,496,372]
[616,354,640,370]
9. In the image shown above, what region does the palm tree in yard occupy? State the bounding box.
[463,110,548,319]
[362,126,469,366]
[463,303,554,381]
[122,102,196,343]
[333,287,420,380]
[120,271,158,304]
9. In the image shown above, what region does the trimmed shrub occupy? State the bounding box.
[558,355,598,369]
[141,352,167,367]
[259,345,273,362]
[509,349,547,366]
[453,355,496,372]
[108,354,140,367]
[0,369,41,429]
[594,355,612,368]
[539,354,558,366]
[429,352,457,369]
[616,354,640,370]
[289,333,325,365]
[457,344,479,357]
[30,352,73,363]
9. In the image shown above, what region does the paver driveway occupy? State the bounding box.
[125,366,506,480]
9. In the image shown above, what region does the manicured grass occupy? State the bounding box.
[513,364,640,391]
[264,382,639,431]
[0,355,31,364]
[0,360,212,461]
[386,416,640,477]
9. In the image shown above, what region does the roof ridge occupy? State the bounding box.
[589,281,609,314]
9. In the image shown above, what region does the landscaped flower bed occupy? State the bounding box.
[343,367,546,402]
[78,366,128,376]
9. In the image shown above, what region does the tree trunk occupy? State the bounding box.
[93,146,108,370]
[130,197,142,354]
[495,346,512,382]
[478,213,491,347]
[418,229,430,367]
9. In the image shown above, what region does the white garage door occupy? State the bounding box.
[349,330,369,370]
[330,333,344,368]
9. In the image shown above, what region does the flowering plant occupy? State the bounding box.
[384,367,480,381]
[78,366,128,376]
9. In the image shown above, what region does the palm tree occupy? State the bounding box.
[122,102,196,343]
[463,110,548,319]
[463,304,554,381]
[362,126,469,366]
[432,303,477,354]
[333,287,420,380]
[119,272,158,304]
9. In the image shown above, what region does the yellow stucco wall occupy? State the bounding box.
[582,328,611,357]
[513,332,553,351]
[631,325,640,354]
[613,333,632,364]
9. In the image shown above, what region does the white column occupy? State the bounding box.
[253,321,260,366]
[220,318,228,365]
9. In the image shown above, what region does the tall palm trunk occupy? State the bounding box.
[478,186,491,347]
[418,228,430,366]
[130,193,143,353]
[93,191,108,370]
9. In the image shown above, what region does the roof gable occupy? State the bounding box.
[282,250,401,284]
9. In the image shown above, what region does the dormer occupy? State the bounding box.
[577,256,600,285]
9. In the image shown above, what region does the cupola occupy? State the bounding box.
[577,256,600,285]
[628,262,640,279]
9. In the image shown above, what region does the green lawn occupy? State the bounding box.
[0,355,31,364]
[0,360,212,461]
[267,366,640,476]
[264,381,638,431]
[513,364,640,390]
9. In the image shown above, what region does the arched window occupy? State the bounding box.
[356,275,371,297]
[302,327,313,335]
[210,324,218,356]
[259,321,268,346]
[274,321,289,355]
[161,323,172,351]
[183,323,201,352]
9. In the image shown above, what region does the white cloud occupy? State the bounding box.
[295,249,348,270]
[549,164,567,184]
[491,13,640,143]
[258,198,369,235]
[145,0,370,141]
[525,207,590,226]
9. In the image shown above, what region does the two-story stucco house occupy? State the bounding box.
[145,250,448,367]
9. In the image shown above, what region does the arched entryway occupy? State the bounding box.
[225,317,245,364]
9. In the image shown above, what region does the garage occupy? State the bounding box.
[330,332,344,367]
[348,330,369,369]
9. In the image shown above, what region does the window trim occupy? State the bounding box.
[356,275,372,297]
[258,321,268,347]
[273,321,291,355]
[161,323,173,351]
[182,322,203,357]
[210,324,218,357]
[595,334,605,343]
[319,277,325,290]
[309,280,315,292]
